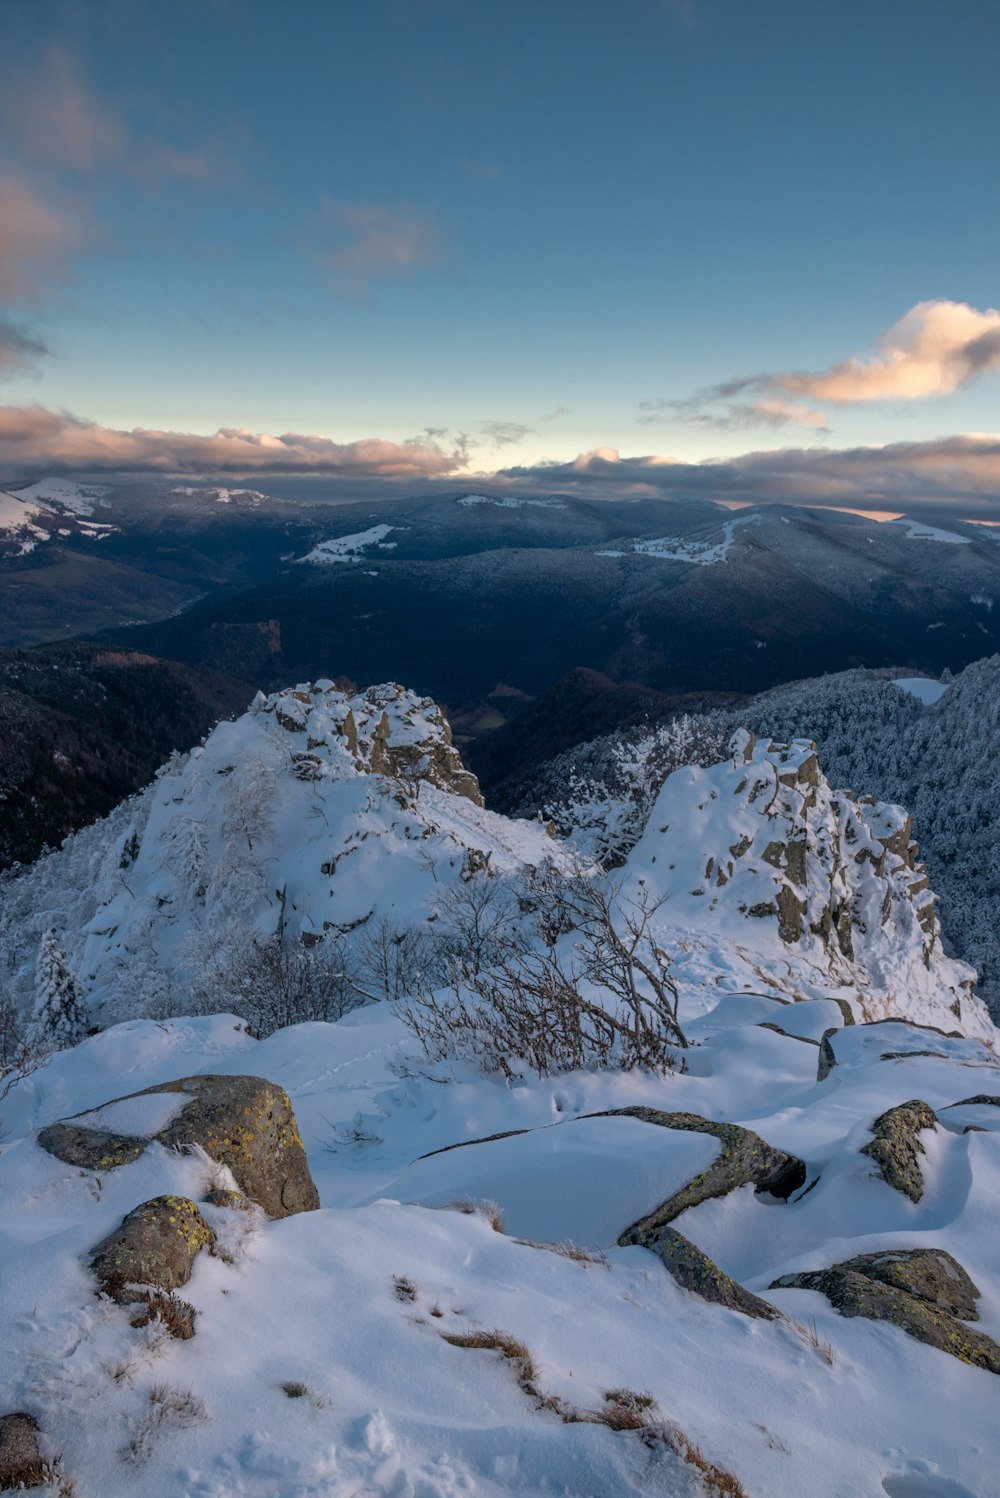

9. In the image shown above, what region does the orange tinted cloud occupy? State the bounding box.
[0,405,470,477]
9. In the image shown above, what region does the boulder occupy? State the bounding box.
[587,1108,806,1245]
[89,1196,215,1315]
[861,1099,937,1203]
[38,1074,319,1220]
[836,1247,979,1321]
[771,1256,1000,1375]
[0,1414,45,1491]
[649,1227,780,1320]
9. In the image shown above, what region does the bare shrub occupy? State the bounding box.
[122,1383,209,1466]
[353,916,447,1003]
[397,875,684,1079]
[195,932,363,1039]
[0,994,50,1111]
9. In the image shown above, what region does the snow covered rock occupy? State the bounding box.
[39,1075,319,1219]
[607,1108,806,1241]
[772,1253,1000,1374]
[624,732,991,1036]
[860,1098,938,1202]
[89,1196,215,1309]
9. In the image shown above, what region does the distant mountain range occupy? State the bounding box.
[6,478,1000,864]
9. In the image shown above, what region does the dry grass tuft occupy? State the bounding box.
[439,1325,747,1494]
[393,1274,418,1303]
[280,1380,310,1399]
[450,1197,506,1233]
[442,1328,539,1390]
[130,1293,196,1341]
[653,1422,750,1498]
[122,1383,209,1466]
[514,1237,609,1267]
[787,1314,837,1365]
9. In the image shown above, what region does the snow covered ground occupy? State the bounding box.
[598,512,760,567]
[8,478,113,515]
[891,678,951,706]
[3,994,1000,1498]
[298,525,398,564]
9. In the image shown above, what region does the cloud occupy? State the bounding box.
[652,300,1000,431]
[0,405,470,478]
[497,434,1000,509]
[0,47,216,186]
[643,393,830,433]
[310,198,444,298]
[480,421,535,450]
[538,406,571,422]
[0,176,83,302]
[0,319,49,377]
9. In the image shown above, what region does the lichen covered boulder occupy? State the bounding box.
[649,1227,781,1320]
[772,1253,1000,1374]
[836,1247,980,1320]
[89,1195,213,1309]
[38,1074,320,1219]
[861,1098,937,1203]
[595,1107,806,1244]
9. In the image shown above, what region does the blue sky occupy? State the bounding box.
[1,0,999,508]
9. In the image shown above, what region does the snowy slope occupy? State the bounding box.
[0,681,566,1021]
[9,478,113,515]
[2,991,999,1496]
[0,488,51,554]
[298,524,398,564]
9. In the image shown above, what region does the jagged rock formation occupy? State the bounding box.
[264,680,483,805]
[39,1075,319,1219]
[624,733,990,1031]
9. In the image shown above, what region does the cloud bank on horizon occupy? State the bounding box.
[2,402,1000,515]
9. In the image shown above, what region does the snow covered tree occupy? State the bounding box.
[29,930,89,1050]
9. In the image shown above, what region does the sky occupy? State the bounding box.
[1,0,999,511]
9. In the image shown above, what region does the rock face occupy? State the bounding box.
[861,1099,937,1203]
[772,1249,1000,1374]
[624,732,987,1030]
[89,1196,214,1305]
[591,1108,806,1244]
[267,680,484,805]
[38,1074,320,1220]
[0,1413,45,1491]
[649,1227,780,1320]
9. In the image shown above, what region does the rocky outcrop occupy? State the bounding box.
[89,1195,214,1333]
[772,1249,1000,1374]
[39,1074,320,1220]
[267,680,484,805]
[648,1227,780,1320]
[0,1414,45,1491]
[861,1099,937,1203]
[589,1108,806,1244]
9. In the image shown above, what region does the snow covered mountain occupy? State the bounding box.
[0,681,564,1023]
[2,678,999,1496]
[1,681,989,1042]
